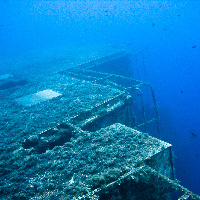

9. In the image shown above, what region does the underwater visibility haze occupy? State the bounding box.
[0,0,200,199]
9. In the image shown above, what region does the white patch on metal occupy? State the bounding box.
[16,89,62,106]
[0,74,12,80]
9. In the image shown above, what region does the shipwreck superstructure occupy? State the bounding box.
[0,46,199,199]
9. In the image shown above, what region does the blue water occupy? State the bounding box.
[1,0,200,196]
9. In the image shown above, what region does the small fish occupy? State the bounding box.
[192,46,197,48]
[191,131,197,137]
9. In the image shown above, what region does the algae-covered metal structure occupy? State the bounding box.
[0,46,199,199]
